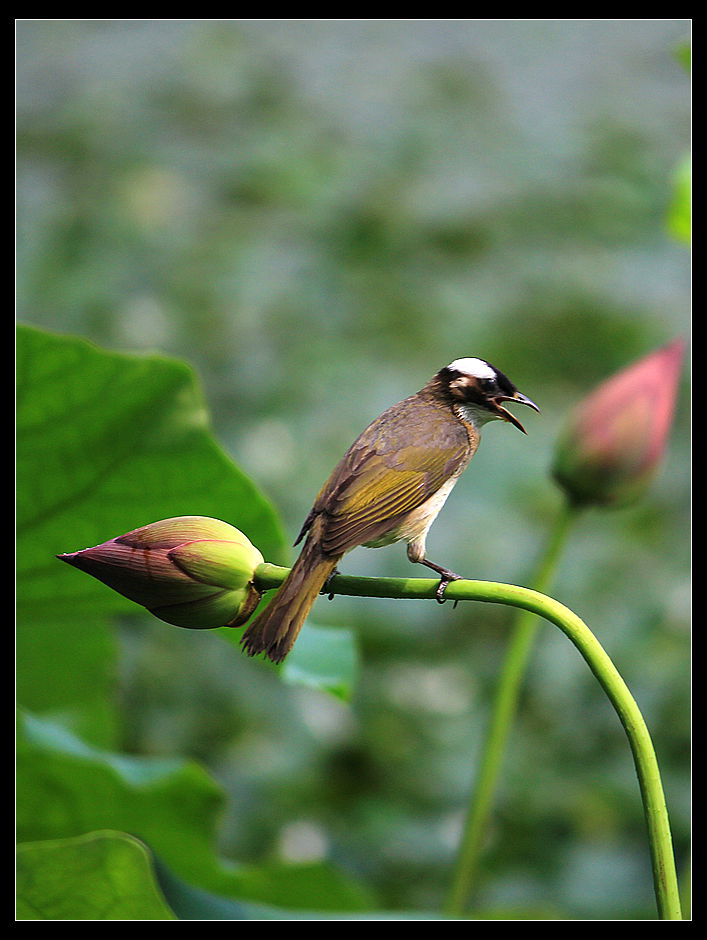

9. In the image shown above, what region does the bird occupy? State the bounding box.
[241,357,539,663]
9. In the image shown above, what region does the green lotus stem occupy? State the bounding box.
[254,563,682,920]
[444,499,579,917]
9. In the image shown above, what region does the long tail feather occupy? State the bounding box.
[241,537,339,663]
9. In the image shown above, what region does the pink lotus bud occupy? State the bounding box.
[552,339,685,507]
[58,516,264,628]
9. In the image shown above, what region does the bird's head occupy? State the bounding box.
[436,357,540,433]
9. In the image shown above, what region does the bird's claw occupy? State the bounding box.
[435,574,462,607]
[321,567,341,601]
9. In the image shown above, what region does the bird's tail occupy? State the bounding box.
[241,537,339,664]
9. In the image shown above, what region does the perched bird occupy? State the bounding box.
[241,358,538,663]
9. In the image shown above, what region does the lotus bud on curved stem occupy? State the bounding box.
[58,516,264,629]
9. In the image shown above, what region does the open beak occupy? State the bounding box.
[492,391,540,434]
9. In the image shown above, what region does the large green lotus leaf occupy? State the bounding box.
[17,710,229,890]
[16,324,288,620]
[16,831,177,920]
[17,712,373,911]
[16,325,289,739]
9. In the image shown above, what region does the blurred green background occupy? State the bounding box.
[16,20,690,918]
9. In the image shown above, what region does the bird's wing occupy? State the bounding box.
[299,398,472,556]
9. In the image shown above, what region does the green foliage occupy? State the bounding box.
[16,323,287,617]
[17,832,177,920]
[282,622,360,701]
[674,40,691,73]
[17,323,278,743]
[16,710,375,916]
[667,155,691,244]
[18,710,229,889]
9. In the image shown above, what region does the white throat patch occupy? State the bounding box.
[456,400,499,429]
[447,357,496,380]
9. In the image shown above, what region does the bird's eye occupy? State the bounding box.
[480,377,497,393]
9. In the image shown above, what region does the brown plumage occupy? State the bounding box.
[241,359,538,663]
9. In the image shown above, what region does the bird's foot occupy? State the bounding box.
[435,572,463,607]
[418,559,464,607]
[321,567,341,600]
